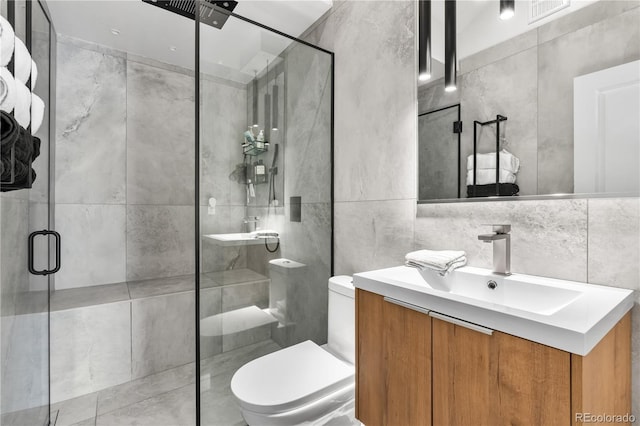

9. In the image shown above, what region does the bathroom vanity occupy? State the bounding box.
[353,266,633,426]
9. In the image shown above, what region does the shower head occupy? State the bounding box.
[141,0,238,30]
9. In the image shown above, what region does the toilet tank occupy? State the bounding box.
[327,275,355,365]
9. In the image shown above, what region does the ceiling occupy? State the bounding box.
[46,0,597,85]
[47,0,333,83]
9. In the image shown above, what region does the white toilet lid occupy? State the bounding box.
[230,340,354,414]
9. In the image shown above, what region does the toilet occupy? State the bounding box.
[230,275,355,426]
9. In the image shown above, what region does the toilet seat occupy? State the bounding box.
[231,340,354,415]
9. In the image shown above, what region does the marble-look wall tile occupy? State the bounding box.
[131,292,195,379]
[587,197,640,415]
[51,302,131,403]
[55,204,126,289]
[459,30,538,74]
[538,0,640,44]
[221,280,269,312]
[588,198,640,289]
[415,199,588,282]
[1,312,48,412]
[537,7,640,194]
[460,48,538,196]
[126,61,195,205]
[126,205,195,281]
[284,43,332,205]
[0,197,28,317]
[334,199,415,276]
[200,79,246,207]
[200,287,222,359]
[305,0,417,202]
[55,42,126,205]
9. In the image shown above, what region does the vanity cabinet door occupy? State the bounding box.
[431,317,571,426]
[356,289,432,426]
[383,297,431,426]
[356,289,385,425]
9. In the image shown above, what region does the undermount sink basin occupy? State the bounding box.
[354,265,633,355]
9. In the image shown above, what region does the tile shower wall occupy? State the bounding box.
[305,0,639,415]
[55,37,247,289]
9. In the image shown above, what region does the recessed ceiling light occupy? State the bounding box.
[111,29,120,36]
[169,46,177,51]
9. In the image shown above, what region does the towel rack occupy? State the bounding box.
[471,115,508,197]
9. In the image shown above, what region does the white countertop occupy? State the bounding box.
[353,266,634,356]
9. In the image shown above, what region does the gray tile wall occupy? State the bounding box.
[305,0,639,415]
[55,38,246,289]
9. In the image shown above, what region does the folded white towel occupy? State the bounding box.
[467,149,520,174]
[0,16,15,67]
[466,169,517,186]
[405,249,467,276]
[31,93,44,134]
[14,79,30,128]
[0,66,16,113]
[30,59,37,90]
[14,37,30,84]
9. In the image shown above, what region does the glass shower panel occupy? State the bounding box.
[1,1,53,424]
[197,13,332,425]
[418,106,460,200]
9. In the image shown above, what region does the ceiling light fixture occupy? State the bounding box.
[500,0,515,20]
[110,28,120,36]
[169,46,177,51]
[418,0,432,81]
[444,0,457,92]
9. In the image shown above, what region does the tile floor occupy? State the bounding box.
[51,340,358,426]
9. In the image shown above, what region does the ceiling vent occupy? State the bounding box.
[141,0,238,29]
[529,0,570,24]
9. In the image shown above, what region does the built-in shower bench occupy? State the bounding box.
[50,269,272,404]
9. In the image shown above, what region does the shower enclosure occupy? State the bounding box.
[0,1,333,425]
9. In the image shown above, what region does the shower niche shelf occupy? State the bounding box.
[242,142,269,156]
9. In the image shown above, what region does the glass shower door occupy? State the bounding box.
[196,7,333,425]
[1,1,53,424]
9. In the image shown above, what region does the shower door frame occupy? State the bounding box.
[193,5,335,425]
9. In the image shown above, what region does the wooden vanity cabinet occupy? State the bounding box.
[355,289,632,426]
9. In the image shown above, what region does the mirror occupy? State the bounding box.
[417,0,640,202]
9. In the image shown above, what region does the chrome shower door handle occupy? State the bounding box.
[28,230,61,275]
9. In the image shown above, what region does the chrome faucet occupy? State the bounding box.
[478,225,511,275]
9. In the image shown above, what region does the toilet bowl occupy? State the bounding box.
[230,275,355,426]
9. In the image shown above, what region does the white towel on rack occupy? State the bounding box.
[30,59,37,90]
[0,66,16,113]
[0,16,15,67]
[466,169,517,186]
[31,93,44,134]
[14,37,31,84]
[467,149,520,173]
[14,79,30,128]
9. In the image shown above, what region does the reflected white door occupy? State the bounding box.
[574,60,640,194]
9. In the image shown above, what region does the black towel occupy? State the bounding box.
[1,111,41,191]
[467,183,519,197]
